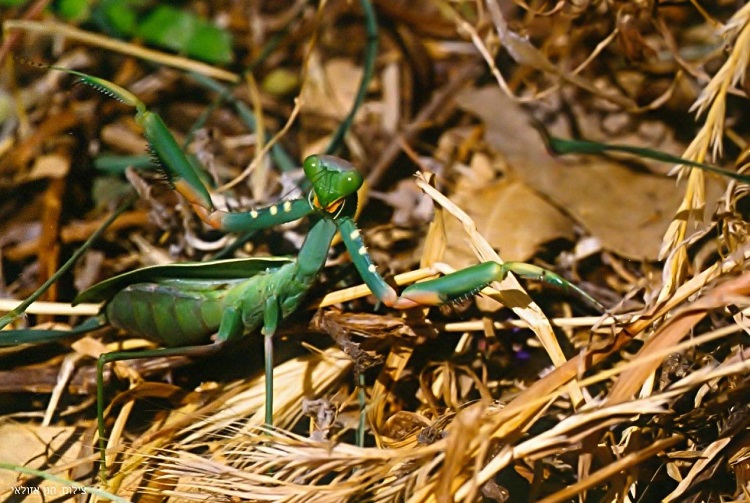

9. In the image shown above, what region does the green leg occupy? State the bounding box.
[263,333,274,427]
[95,343,225,481]
[398,262,605,311]
[539,127,750,184]
[216,306,243,343]
[262,297,280,428]
[339,213,604,312]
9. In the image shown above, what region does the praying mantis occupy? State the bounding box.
[0,68,604,477]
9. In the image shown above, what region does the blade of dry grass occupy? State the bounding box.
[538,436,684,503]
[414,172,585,406]
[659,4,750,299]
[445,253,750,500]
[4,20,239,82]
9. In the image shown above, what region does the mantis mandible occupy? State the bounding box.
[1,68,604,478]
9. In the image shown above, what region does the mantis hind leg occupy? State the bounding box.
[95,342,225,481]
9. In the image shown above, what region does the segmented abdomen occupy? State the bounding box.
[105,281,230,347]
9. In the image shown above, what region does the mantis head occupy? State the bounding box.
[303,155,363,211]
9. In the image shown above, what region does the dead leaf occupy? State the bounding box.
[0,423,87,494]
[26,154,70,181]
[369,179,435,228]
[455,86,724,260]
[301,58,363,121]
[445,171,576,266]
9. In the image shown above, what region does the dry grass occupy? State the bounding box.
[2,1,750,502]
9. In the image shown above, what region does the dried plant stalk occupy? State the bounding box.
[659,4,750,300]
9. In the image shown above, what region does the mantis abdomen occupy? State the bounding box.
[105,278,244,347]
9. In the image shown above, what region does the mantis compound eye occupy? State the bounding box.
[337,170,364,198]
[303,155,322,180]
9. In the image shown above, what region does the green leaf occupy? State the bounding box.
[56,0,91,22]
[136,5,233,64]
[100,0,138,35]
[137,5,194,51]
[185,23,233,65]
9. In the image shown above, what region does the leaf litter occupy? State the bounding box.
[1,1,750,502]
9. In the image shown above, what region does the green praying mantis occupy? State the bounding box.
[0,68,604,477]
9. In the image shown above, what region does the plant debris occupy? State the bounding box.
[2,1,750,502]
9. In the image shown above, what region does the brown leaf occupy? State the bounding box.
[445,170,576,266]
[301,58,363,120]
[455,86,723,260]
[0,423,88,492]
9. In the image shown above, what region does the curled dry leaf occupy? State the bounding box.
[369,179,435,228]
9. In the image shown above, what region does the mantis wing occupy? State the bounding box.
[74,257,294,304]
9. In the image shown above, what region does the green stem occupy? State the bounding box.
[0,462,129,503]
[0,192,138,329]
[540,128,750,183]
[212,230,258,260]
[323,0,378,156]
[189,72,297,173]
[246,22,296,73]
[184,87,231,148]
